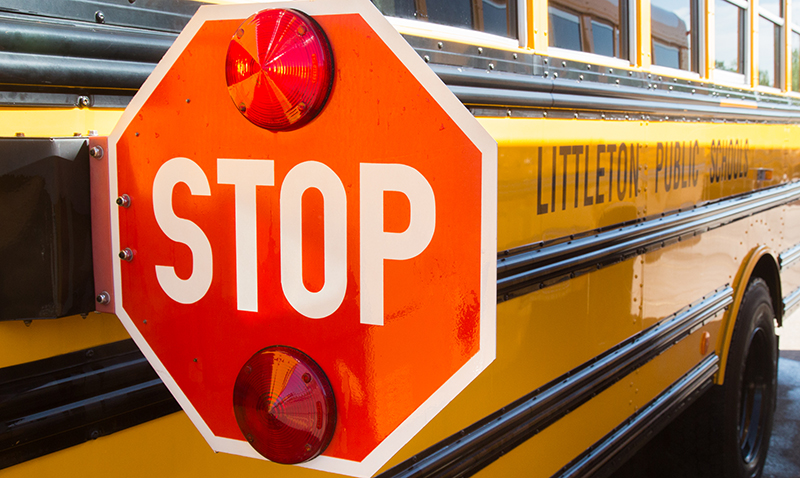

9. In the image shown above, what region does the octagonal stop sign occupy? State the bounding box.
[100,0,496,476]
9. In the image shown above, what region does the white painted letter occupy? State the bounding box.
[280,161,347,319]
[153,157,213,304]
[217,159,275,312]
[360,163,436,326]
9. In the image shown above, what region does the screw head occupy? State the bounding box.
[96,291,111,305]
[119,248,134,262]
[78,96,90,107]
[116,194,132,208]
[89,145,104,159]
[95,10,105,23]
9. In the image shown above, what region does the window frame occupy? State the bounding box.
[648,0,705,78]
[788,0,800,93]
[545,0,638,66]
[756,2,785,90]
[712,0,750,85]
[378,0,527,48]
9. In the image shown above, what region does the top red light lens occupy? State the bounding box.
[225,9,334,131]
[233,346,336,464]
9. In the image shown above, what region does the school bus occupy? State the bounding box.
[1,0,799,477]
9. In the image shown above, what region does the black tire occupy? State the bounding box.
[609,278,778,478]
[714,278,778,478]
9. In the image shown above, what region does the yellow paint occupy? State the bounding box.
[481,117,799,252]
[7,1,800,474]
[0,108,123,138]
[0,313,129,369]
[532,0,548,52]
[716,244,779,382]
[638,0,652,68]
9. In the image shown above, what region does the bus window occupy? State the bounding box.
[650,0,694,71]
[372,0,518,38]
[715,0,746,75]
[793,31,800,91]
[758,16,781,87]
[548,0,629,60]
[794,1,800,91]
[757,0,783,88]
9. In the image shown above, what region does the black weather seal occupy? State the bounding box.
[0,339,181,469]
[377,288,730,478]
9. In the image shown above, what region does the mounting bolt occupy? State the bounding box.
[119,248,134,262]
[116,194,132,208]
[78,96,91,107]
[96,291,111,305]
[95,11,105,23]
[89,146,104,159]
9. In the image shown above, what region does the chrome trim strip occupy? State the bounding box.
[498,182,800,302]
[779,242,800,270]
[783,286,800,315]
[429,63,800,122]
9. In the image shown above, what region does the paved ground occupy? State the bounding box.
[763,309,800,478]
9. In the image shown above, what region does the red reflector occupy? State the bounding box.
[225,9,334,131]
[233,346,336,464]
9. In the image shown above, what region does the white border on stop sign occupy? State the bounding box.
[106,0,498,476]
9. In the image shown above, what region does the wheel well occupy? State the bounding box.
[751,254,782,326]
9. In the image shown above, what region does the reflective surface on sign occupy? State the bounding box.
[115,14,483,463]
[225,9,333,131]
[232,346,336,464]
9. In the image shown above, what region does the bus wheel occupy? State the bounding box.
[717,278,778,478]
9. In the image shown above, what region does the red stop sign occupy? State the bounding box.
[101,1,496,476]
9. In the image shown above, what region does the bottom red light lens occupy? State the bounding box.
[233,346,336,464]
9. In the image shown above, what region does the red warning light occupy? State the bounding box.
[225,9,334,131]
[233,346,336,464]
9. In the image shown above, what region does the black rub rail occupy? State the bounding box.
[0,339,181,469]
[555,354,719,478]
[498,181,800,303]
[377,287,731,478]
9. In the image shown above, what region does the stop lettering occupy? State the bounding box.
[152,157,435,325]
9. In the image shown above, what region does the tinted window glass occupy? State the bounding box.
[548,0,626,59]
[549,6,582,51]
[795,1,800,26]
[483,0,511,36]
[715,0,744,73]
[651,0,692,70]
[372,0,416,18]
[653,40,681,69]
[592,20,616,56]
[758,16,779,86]
[760,0,782,18]
[427,0,473,29]
[372,0,517,38]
